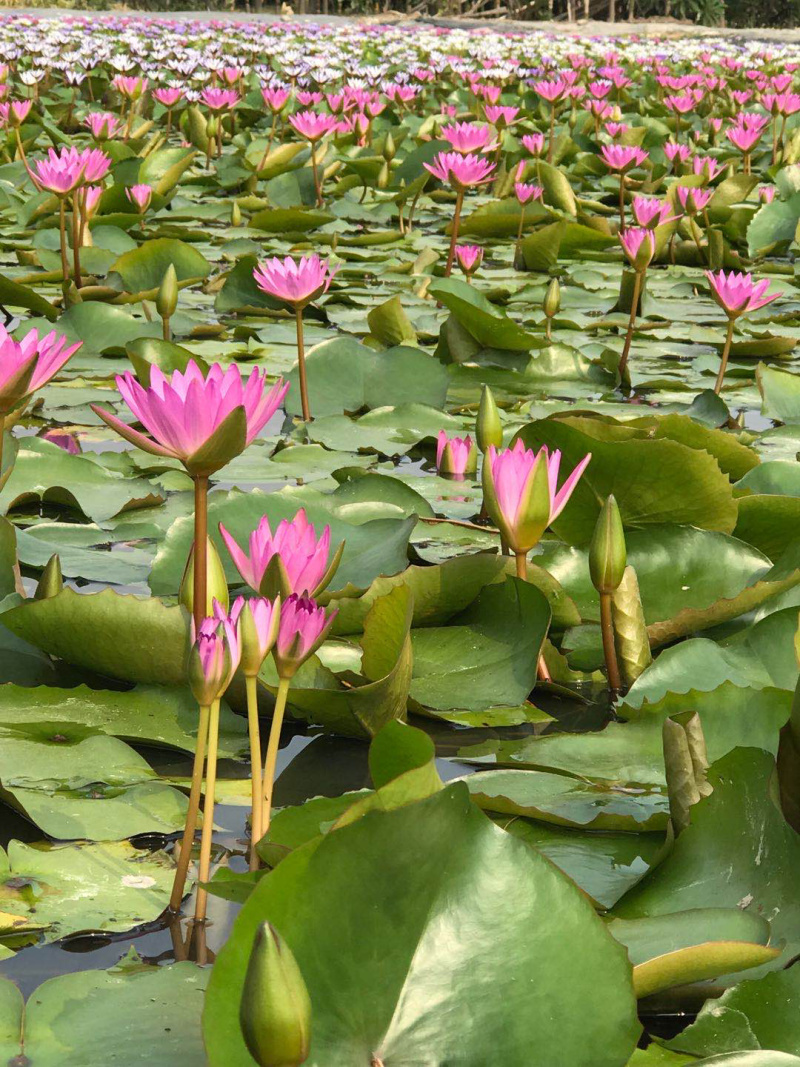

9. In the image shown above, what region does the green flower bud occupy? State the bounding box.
[377,161,390,189]
[180,537,229,617]
[383,131,396,162]
[589,495,626,595]
[231,200,242,227]
[156,263,178,320]
[35,553,63,600]
[240,922,311,1067]
[476,385,503,453]
[543,277,560,320]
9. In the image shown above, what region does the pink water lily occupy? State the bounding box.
[84,111,120,140]
[441,121,497,155]
[436,430,477,478]
[201,87,240,112]
[600,144,648,172]
[32,146,87,196]
[219,508,338,599]
[261,87,291,113]
[676,185,713,214]
[705,270,781,318]
[91,361,289,476]
[125,182,152,213]
[153,87,184,108]
[455,244,483,277]
[253,254,336,308]
[0,324,81,416]
[619,226,655,270]
[515,181,543,205]
[521,132,545,157]
[273,594,338,680]
[631,196,678,228]
[483,439,591,555]
[225,595,280,676]
[288,109,337,142]
[188,604,242,707]
[424,150,496,190]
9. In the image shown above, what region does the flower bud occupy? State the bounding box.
[239,922,311,1067]
[383,131,396,162]
[180,537,229,617]
[156,263,178,320]
[236,595,281,677]
[231,200,242,226]
[589,495,626,595]
[475,385,502,453]
[543,277,560,320]
[34,553,63,600]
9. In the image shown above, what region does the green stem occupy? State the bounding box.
[515,552,551,682]
[169,702,210,912]
[58,200,70,294]
[600,591,622,692]
[714,317,735,396]
[310,140,322,207]
[618,270,642,380]
[295,306,311,422]
[547,103,556,163]
[262,677,290,833]
[690,217,708,266]
[513,208,525,267]
[245,674,263,871]
[618,174,626,233]
[193,475,209,631]
[71,191,81,289]
[194,698,220,924]
[444,188,464,278]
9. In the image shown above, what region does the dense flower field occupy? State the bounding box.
[0,13,799,1067]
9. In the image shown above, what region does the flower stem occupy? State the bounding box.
[295,306,311,422]
[515,552,552,682]
[690,218,708,266]
[58,200,70,293]
[618,270,643,380]
[71,191,81,289]
[618,174,626,233]
[245,674,263,871]
[714,317,735,396]
[194,698,220,924]
[444,188,464,278]
[192,475,209,632]
[0,414,5,475]
[169,702,210,912]
[310,141,322,207]
[262,676,290,834]
[547,103,556,163]
[600,591,622,692]
[513,208,525,267]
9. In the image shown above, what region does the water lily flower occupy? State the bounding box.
[455,243,483,280]
[91,361,289,476]
[483,439,591,560]
[201,87,240,112]
[676,185,713,215]
[125,182,152,215]
[515,181,543,205]
[619,226,655,270]
[436,430,477,478]
[631,196,677,228]
[759,185,776,203]
[288,109,337,142]
[84,111,120,140]
[188,607,241,708]
[521,132,545,157]
[272,594,337,681]
[424,151,496,277]
[0,325,81,429]
[219,508,341,600]
[705,270,782,394]
[153,86,184,108]
[600,144,648,172]
[440,121,497,154]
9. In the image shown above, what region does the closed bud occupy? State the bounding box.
[476,385,503,453]
[240,922,311,1067]
[237,595,281,677]
[383,131,396,162]
[34,553,63,600]
[180,537,229,617]
[231,200,242,226]
[543,277,561,320]
[589,495,626,595]
[377,161,390,189]
[156,263,178,320]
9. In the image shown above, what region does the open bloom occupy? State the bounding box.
[455,244,483,276]
[515,181,543,205]
[253,254,336,308]
[261,86,290,113]
[32,146,87,196]
[705,270,781,319]
[484,104,519,128]
[0,325,81,415]
[91,361,289,477]
[676,185,713,214]
[113,75,148,100]
[153,87,184,108]
[288,110,337,142]
[727,122,762,153]
[219,508,339,599]
[631,196,677,228]
[126,183,152,213]
[84,111,120,140]
[664,142,691,166]
[201,87,240,112]
[272,594,337,680]
[188,605,241,707]
[483,439,591,554]
[436,430,477,478]
[620,227,655,270]
[226,595,280,676]
[600,144,648,172]
[424,150,496,190]
[521,132,545,157]
[441,121,497,154]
